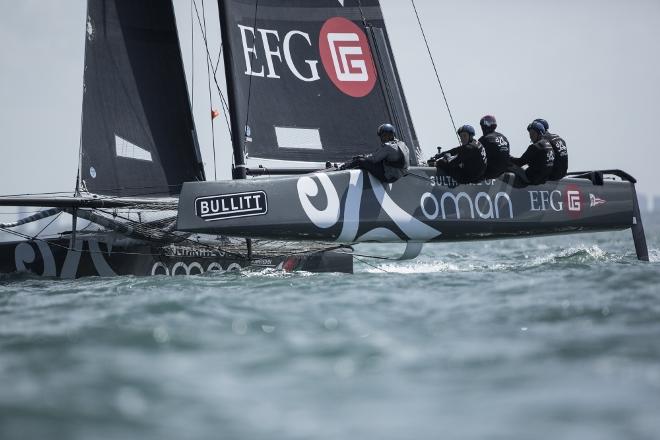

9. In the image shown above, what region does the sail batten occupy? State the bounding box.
[80,0,205,198]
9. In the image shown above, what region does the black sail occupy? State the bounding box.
[80,0,205,197]
[217,0,421,169]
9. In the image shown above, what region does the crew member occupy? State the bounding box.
[511,121,554,185]
[342,123,410,183]
[478,115,511,179]
[434,125,487,184]
[534,118,568,180]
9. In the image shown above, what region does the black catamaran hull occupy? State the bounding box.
[0,235,352,279]
[177,169,647,258]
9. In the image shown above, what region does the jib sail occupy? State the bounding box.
[80,0,205,197]
[217,0,421,172]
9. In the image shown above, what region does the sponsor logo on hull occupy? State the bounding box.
[296,171,515,243]
[195,191,268,221]
[590,194,606,208]
[297,171,441,243]
[565,185,583,218]
[14,238,117,279]
[529,190,564,212]
[151,262,244,276]
[528,187,585,217]
[420,191,514,220]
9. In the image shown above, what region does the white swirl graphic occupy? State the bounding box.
[297,173,341,229]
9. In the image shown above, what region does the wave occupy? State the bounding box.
[358,244,634,275]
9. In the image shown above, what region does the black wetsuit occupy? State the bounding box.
[345,139,410,183]
[544,132,568,180]
[436,139,487,184]
[511,139,554,184]
[479,131,511,179]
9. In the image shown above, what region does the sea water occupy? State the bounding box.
[1,216,659,440]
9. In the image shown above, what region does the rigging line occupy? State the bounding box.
[352,255,392,273]
[369,28,404,140]
[32,212,64,241]
[92,208,246,259]
[75,1,91,197]
[190,0,195,109]
[0,227,181,258]
[201,0,218,181]
[191,0,233,139]
[351,252,405,261]
[213,44,223,75]
[404,171,434,183]
[355,0,368,28]
[243,0,261,162]
[0,191,72,196]
[410,0,459,142]
[190,0,229,118]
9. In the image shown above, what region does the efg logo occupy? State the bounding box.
[319,17,377,98]
[565,185,583,219]
[236,16,377,98]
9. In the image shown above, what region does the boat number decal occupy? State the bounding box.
[195,191,268,221]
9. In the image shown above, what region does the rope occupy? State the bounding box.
[33,212,64,241]
[200,0,218,180]
[75,0,91,197]
[243,0,260,160]
[0,209,62,229]
[410,0,459,142]
[191,0,233,139]
[190,0,195,109]
[353,255,392,273]
[356,0,368,27]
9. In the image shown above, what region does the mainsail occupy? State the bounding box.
[80,0,206,197]
[217,0,422,173]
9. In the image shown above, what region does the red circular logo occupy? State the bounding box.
[319,17,377,98]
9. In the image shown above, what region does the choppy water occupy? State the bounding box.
[1,216,660,440]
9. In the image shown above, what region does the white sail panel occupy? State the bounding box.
[115,135,153,162]
[275,127,323,150]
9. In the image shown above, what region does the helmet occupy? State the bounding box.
[527,121,546,135]
[480,115,497,129]
[377,123,396,137]
[533,118,549,131]
[457,125,476,137]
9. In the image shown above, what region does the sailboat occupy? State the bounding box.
[175,0,649,262]
[0,0,649,281]
[0,0,354,278]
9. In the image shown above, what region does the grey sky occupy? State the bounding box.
[1,0,659,199]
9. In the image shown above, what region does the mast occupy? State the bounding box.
[217,0,246,180]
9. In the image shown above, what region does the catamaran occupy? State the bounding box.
[0,0,649,280]
[175,0,649,262]
[0,0,354,278]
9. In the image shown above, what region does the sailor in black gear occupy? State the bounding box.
[511,121,555,185]
[434,125,487,184]
[534,118,568,180]
[478,115,511,179]
[342,123,410,183]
